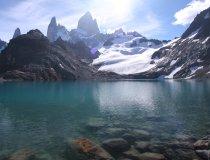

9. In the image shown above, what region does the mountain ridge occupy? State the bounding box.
[0,8,210,81]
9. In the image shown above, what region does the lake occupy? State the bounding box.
[0,80,210,159]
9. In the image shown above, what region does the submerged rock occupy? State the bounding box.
[86,117,106,131]
[122,147,142,160]
[7,149,36,160]
[132,130,151,140]
[105,128,127,136]
[135,141,151,152]
[102,138,130,154]
[138,152,165,160]
[67,138,113,160]
[194,140,210,150]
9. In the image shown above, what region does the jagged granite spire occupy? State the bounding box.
[77,12,100,36]
[47,17,71,42]
[47,17,58,42]
[13,28,21,39]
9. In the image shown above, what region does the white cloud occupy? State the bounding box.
[173,0,210,26]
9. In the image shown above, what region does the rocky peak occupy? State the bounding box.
[77,12,100,36]
[114,28,126,36]
[47,17,58,42]
[13,28,21,39]
[47,17,71,42]
[182,7,210,39]
[50,17,57,27]
[27,29,45,39]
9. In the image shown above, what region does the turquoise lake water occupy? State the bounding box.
[0,80,210,159]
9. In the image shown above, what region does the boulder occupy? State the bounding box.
[67,138,113,160]
[102,138,130,154]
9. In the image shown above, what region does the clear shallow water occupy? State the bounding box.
[0,80,210,159]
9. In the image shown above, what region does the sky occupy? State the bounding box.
[0,0,210,42]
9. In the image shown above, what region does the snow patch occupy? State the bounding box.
[188,28,200,39]
[197,59,203,63]
[59,63,64,69]
[170,59,178,66]
[190,66,203,75]
[163,38,180,48]
[202,37,210,44]
[165,66,183,79]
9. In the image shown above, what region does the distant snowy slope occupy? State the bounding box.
[92,30,165,75]
[93,48,159,74]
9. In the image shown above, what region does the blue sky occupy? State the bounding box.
[0,0,210,42]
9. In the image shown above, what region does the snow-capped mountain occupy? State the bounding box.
[45,8,210,79]
[46,12,166,53]
[92,28,167,74]
[47,12,106,49]
[130,7,210,79]
[13,28,21,39]
[0,39,7,53]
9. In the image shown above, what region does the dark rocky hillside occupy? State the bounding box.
[0,30,119,81]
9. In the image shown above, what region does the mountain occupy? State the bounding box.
[13,28,21,39]
[47,17,71,42]
[0,30,119,81]
[47,14,105,49]
[77,12,100,36]
[130,7,210,79]
[0,39,7,53]
[92,28,167,75]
